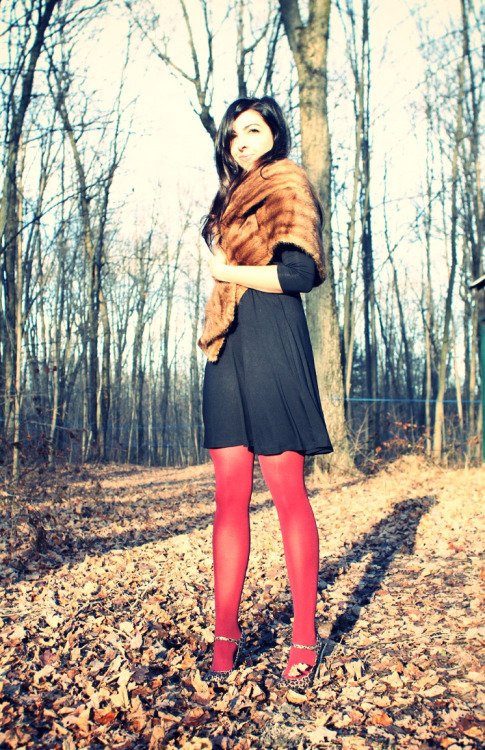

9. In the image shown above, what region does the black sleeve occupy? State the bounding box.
[272,243,318,294]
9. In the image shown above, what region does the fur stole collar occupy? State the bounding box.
[198,158,325,362]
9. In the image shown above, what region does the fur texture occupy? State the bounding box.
[198,159,325,362]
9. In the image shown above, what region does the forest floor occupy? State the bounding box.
[0,455,484,750]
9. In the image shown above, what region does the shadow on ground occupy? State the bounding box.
[321,494,437,654]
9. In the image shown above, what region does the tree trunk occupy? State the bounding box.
[190,244,203,463]
[359,0,378,449]
[343,114,362,412]
[98,289,111,459]
[461,0,484,457]
[423,92,436,456]
[1,0,61,446]
[12,145,24,482]
[53,76,117,461]
[432,52,464,460]
[279,0,353,471]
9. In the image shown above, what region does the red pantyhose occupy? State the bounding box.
[209,446,319,677]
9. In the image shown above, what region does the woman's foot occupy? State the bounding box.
[212,633,241,672]
[283,642,317,680]
[279,635,324,690]
[204,631,245,683]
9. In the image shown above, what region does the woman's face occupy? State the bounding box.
[229,109,274,170]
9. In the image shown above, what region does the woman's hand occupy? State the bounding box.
[206,251,283,293]
[208,251,228,281]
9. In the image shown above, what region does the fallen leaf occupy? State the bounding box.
[130,631,143,649]
[371,710,393,726]
[181,740,212,750]
[183,707,209,727]
[307,726,338,742]
[149,723,165,750]
[384,671,404,689]
[345,660,364,680]
[93,708,117,725]
[287,689,308,704]
[424,684,446,697]
[464,726,484,738]
[189,670,211,695]
[2,460,484,750]
[45,612,62,628]
[10,626,26,641]
[33,664,55,685]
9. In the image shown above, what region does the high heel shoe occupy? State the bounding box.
[204,632,246,684]
[278,634,325,691]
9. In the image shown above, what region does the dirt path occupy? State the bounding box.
[1,456,484,749]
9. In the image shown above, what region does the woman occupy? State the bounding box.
[199,96,333,689]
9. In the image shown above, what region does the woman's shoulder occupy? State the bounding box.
[261,158,307,180]
[227,159,314,219]
[259,159,315,195]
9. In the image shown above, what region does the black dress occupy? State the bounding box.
[203,245,333,456]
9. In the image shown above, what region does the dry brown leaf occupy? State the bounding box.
[148,723,165,750]
[440,739,455,748]
[348,709,364,724]
[130,631,143,649]
[449,679,476,694]
[467,670,485,683]
[189,670,210,695]
[415,671,439,689]
[371,710,393,726]
[181,740,212,750]
[383,671,404,689]
[307,726,338,742]
[183,707,208,727]
[464,726,484,738]
[117,667,132,688]
[180,651,196,669]
[2,461,484,750]
[45,612,62,628]
[10,625,26,641]
[64,707,90,733]
[287,661,312,678]
[286,689,308,704]
[424,684,446,697]
[232,740,253,750]
[33,664,55,685]
[93,707,117,725]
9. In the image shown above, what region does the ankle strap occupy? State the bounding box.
[214,635,239,645]
[292,641,319,651]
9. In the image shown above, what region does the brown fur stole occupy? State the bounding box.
[198,158,325,362]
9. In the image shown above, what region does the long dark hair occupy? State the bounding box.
[202,96,291,247]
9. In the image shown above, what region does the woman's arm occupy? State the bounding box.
[208,254,283,293]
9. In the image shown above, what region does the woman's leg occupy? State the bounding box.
[258,451,319,679]
[210,445,254,671]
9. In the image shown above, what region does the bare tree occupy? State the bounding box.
[188,241,204,463]
[125,0,218,140]
[358,0,378,448]
[1,0,61,451]
[382,168,415,427]
[279,0,353,469]
[49,45,127,459]
[460,0,484,453]
[432,52,464,459]
[337,0,379,445]
[126,0,277,141]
